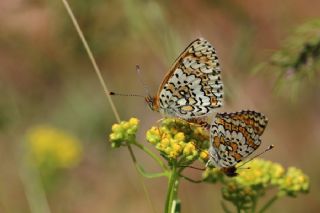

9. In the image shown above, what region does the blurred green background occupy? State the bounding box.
[0,0,319,212]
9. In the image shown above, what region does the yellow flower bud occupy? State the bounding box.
[164,147,172,155]
[111,124,121,132]
[123,122,130,129]
[200,150,209,161]
[172,143,182,153]
[169,150,178,159]
[129,117,139,126]
[150,127,160,135]
[161,138,170,147]
[183,143,196,155]
[174,132,185,142]
[297,175,305,183]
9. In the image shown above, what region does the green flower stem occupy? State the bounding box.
[258,195,279,213]
[137,165,169,178]
[251,197,258,213]
[133,141,169,171]
[221,201,232,213]
[180,174,203,183]
[165,164,179,213]
[236,203,241,213]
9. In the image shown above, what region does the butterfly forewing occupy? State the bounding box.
[155,38,223,119]
[209,110,268,168]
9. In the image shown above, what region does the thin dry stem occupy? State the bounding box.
[61,0,120,122]
[60,1,156,212]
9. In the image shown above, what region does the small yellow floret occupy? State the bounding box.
[150,127,160,135]
[111,124,121,132]
[169,150,179,159]
[129,118,139,126]
[200,150,209,161]
[172,143,182,153]
[161,138,170,147]
[174,132,185,142]
[183,143,196,155]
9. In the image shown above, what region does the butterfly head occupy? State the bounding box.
[221,166,238,177]
[145,95,159,112]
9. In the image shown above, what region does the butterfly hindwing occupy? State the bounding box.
[209,110,268,168]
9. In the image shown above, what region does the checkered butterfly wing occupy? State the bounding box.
[153,38,223,119]
[209,110,268,168]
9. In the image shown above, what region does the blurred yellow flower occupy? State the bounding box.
[26,125,82,169]
[278,167,309,196]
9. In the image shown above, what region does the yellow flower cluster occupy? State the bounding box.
[109,118,139,148]
[26,125,82,169]
[278,167,309,197]
[146,118,209,163]
[235,159,285,186]
[222,182,258,207]
[203,158,309,210]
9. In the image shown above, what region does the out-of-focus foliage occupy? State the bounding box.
[270,20,320,72]
[255,19,320,99]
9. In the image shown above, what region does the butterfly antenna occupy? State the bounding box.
[109,92,145,98]
[136,65,151,97]
[238,144,274,169]
[237,167,251,170]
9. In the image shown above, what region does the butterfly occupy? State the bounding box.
[207,110,269,177]
[145,38,223,120]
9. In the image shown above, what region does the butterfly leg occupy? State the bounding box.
[205,158,212,168]
[154,117,169,138]
[155,117,166,124]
